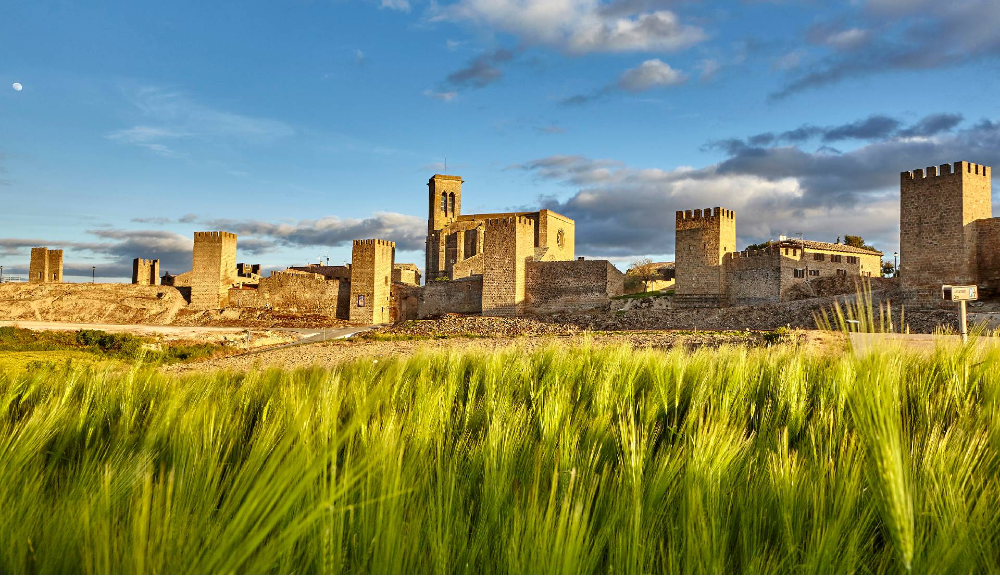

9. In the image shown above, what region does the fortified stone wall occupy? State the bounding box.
[391,282,423,321]
[725,250,783,305]
[525,259,624,313]
[350,239,395,324]
[481,216,535,316]
[452,253,483,280]
[190,231,238,310]
[29,248,63,284]
[418,277,483,317]
[674,208,736,307]
[900,161,991,303]
[976,217,1000,296]
[289,264,352,281]
[228,271,347,317]
[132,258,160,286]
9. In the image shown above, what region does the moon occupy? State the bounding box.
[12,83,22,91]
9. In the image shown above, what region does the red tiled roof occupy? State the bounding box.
[777,239,882,256]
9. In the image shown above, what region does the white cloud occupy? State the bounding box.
[423,89,458,101]
[381,0,411,11]
[435,0,705,54]
[773,50,805,71]
[617,59,686,91]
[823,27,869,50]
[696,58,720,81]
[108,86,294,157]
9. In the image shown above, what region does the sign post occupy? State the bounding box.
[942,285,978,343]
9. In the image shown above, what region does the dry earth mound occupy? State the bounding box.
[0,284,188,325]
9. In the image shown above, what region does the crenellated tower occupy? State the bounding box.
[350,239,396,324]
[900,161,992,302]
[674,207,736,307]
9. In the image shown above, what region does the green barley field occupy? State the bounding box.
[2,340,1000,573]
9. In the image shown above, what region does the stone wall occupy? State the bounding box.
[976,217,1000,296]
[525,259,624,313]
[132,258,160,286]
[418,277,483,317]
[228,271,347,317]
[190,231,237,310]
[29,247,63,284]
[290,264,351,281]
[674,208,736,307]
[452,253,483,281]
[349,239,395,324]
[900,161,992,303]
[725,250,783,305]
[482,216,535,316]
[391,283,423,321]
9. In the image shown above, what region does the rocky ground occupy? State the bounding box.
[550,286,965,335]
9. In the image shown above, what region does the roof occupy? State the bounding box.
[777,239,882,256]
[393,263,420,271]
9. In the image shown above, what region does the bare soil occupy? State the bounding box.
[0,284,354,329]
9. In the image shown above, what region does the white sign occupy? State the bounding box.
[942,285,978,301]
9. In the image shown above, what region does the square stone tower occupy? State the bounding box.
[674,207,736,307]
[426,174,463,279]
[29,247,63,284]
[481,216,535,316]
[191,231,238,309]
[900,161,991,302]
[350,239,395,324]
[132,258,160,286]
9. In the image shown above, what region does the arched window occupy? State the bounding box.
[441,193,447,212]
[449,192,456,214]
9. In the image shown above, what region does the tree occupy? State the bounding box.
[626,258,660,293]
[744,240,774,251]
[881,260,896,277]
[842,234,879,253]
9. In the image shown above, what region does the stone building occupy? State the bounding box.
[392,263,421,286]
[29,247,63,284]
[424,174,576,282]
[132,258,160,286]
[349,239,395,324]
[411,174,623,317]
[675,208,882,306]
[900,161,1000,303]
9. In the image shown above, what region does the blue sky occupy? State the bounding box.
[3,0,1000,281]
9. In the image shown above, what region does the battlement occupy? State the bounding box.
[727,247,782,260]
[352,238,396,248]
[901,161,991,181]
[484,215,535,227]
[676,207,736,223]
[194,231,237,241]
[134,258,158,266]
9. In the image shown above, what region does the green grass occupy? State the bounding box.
[0,327,221,368]
[2,341,1000,573]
